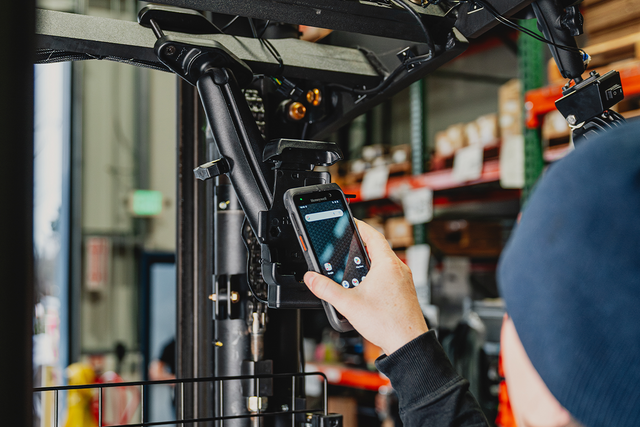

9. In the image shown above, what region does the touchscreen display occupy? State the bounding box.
[297,197,369,289]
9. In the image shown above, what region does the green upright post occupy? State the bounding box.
[410,79,427,244]
[519,19,545,202]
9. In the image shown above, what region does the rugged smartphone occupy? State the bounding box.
[284,183,370,332]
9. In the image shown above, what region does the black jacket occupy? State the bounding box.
[376,331,489,427]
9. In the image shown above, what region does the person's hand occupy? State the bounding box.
[304,220,428,355]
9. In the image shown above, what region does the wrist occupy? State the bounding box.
[382,324,429,355]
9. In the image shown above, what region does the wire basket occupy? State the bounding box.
[33,371,329,427]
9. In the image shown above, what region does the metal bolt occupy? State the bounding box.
[567,114,577,125]
[165,45,176,55]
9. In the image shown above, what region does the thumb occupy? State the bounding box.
[304,271,350,309]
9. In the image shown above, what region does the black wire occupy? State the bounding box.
[390,0,435,54]
[326,63,405,95]
[261,38,284,76]
[258,20,271,38]
[326,49,436,95]
[220,15,240,31]
[323,0,438,97]
[248,17,258,38]
[247,17,284,76]
[471,0,586,58]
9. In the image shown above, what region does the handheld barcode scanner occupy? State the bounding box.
[284,183,371,332]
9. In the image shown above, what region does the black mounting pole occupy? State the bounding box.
[0,2,35,426]
[177,77,214,423]
[177,76,196,423]
[176,76,215,425]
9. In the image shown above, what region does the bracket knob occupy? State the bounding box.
[193,158,230,181]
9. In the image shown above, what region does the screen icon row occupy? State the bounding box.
[341,276,366,288]
[326,257,361,272]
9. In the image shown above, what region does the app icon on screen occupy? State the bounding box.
[352,278,359,286]
[324,263,332,271]
[342,281,349,288]
[361,276,366,282]
[354,257,361,265]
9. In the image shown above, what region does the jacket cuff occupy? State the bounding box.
[375,330,463,407]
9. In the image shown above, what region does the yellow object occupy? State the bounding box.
[64,363,97,427]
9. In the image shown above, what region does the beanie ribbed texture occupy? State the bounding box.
[498,121,640,427]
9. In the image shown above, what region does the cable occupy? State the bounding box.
[322,0,437,97]
[326,46,436,96]
[390,0,435,54]
[258,20,271,39]
[261,38,284,75]
[220,15,240,31]
[248,17,259,38]
[326,63,406,95]
[246,17,284,76]
[470,0,586,58]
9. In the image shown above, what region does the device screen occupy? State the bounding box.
[295,192,369,289]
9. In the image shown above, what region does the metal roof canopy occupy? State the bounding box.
[34,6,469,137]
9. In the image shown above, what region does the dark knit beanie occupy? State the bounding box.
[498,120,640,427]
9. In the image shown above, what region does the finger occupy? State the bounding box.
[355,219,394,262]
[304,271,351,310]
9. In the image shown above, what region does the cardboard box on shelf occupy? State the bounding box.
[384,217,414,249]
[547,31,640,84]
[361,144,390,162]
[542,110,571,142]
[428,219,503,257]
[465,113,500,149]
[498,79,522,138]
[349,159,368,174]
[391,144,412,164]
[435,123,467,158]
[464,121,481,147]
[476,113,500,147]
[583,0,640,44]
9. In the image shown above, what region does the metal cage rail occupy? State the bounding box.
[34,371,329,427]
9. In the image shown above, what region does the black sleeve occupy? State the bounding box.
[375,330,489,427]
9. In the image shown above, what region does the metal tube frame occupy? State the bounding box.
[34,372,329,427]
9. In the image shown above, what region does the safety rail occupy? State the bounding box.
[33,371,328,427]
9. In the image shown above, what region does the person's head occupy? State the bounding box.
[497,122,640,427]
